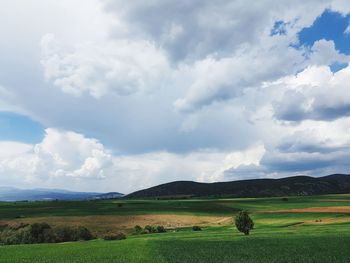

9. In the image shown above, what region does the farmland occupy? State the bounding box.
[1,195,350,262]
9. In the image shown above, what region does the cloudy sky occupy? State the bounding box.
[0,0,350,193]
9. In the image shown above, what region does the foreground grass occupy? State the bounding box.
[1,224,350,263]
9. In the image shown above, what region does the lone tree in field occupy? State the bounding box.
[235,211,254,235]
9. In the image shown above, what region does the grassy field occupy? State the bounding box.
[1,195,350,262]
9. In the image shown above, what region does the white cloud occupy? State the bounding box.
[331,0,350,15]
[91,143,265,192]
[40,34,170,98]
[173,42,306,112]
[226,117,350,178]
[0,129,113,188]
[0,142,32,158]
[0,129,265,192]
[272,64,350,121]
[308,39,350,65]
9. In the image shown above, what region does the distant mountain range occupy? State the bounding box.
[0,187,123,201]
[3,174,350,201]
[126,174,350,199]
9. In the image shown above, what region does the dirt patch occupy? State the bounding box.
[265,206,350,213]
[0,214,231,236]
[304,217,350,225]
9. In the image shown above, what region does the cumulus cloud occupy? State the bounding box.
[272,65,350,121]
[0,142,32,158]
[227,116,350,178]
[331,0,350,15]
[0,129,113,187]
[40,34,169,98]
[77,143,265,192]
[174,42,305,112]
[0,128,265,192]
[99,0,350,112]
[307,40,350,65]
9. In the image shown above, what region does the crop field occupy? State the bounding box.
[1,194,350,262]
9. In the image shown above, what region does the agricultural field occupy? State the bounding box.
[1,194,350,262]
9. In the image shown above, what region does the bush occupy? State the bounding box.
[134,225,143,234]
[282,197,289,202]
[54,226,78,242]
[103,232,126,241]
[54,226,93,242]
[144,225,166,233]
[156,225,166,233]
[0,224,8,232]
[75,226,93,241]
[29,223,52,243]
[144,225,157,233]
[7,223,28,231]
[192,226,202,231]
[0,228,21,245]
[234,211,254,235]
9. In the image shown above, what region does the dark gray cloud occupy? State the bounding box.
[274,90,350,121]
[104,0,275,62]
[224,164,267,180]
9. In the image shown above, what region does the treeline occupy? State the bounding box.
[0,222,171,245]
[0,223,94,245]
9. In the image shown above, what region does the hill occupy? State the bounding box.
[0,187,123,201]
[126,174,350,198]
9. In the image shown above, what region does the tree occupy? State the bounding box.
[234,211,254,235]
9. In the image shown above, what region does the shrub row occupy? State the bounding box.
[103,232,126,241]
[0,223,94,245]
[133,225,167,234]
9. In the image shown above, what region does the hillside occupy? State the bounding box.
[126,174,350,198]
[0,187,123,201]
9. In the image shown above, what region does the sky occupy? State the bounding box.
[0,0,350,194]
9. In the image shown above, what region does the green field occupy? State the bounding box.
[1,195,350,262]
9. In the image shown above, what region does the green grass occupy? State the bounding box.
[1,194,350,219]
[1,224,350,263]
[1,194,350,262]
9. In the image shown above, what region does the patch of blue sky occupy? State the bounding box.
[271,20,288,36]
[0,112,44,144]
[329,62,348,73]
[298,10,350,55]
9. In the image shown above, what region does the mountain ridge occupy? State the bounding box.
[0,186,123,201]
[126,174,350,198]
